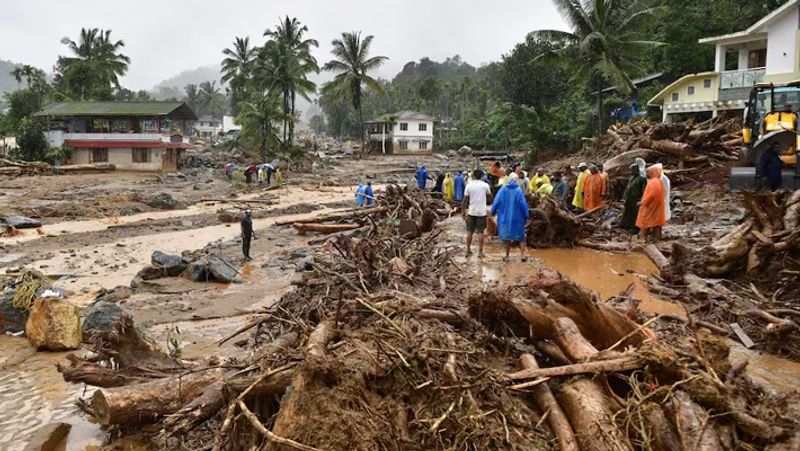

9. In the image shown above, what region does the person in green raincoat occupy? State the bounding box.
[620,163,647,232]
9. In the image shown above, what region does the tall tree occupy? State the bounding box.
[55,28,130,100]
[322,31,388,150]
[198,81,226,118]
[531,0,661,133]
[221,36,258,115]
[183,84,201,114]
[262,17,319,147]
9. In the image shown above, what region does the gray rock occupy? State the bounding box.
[3,216,42,229]
[94,286,133,303]
[151,250,187,276]
[207,255,237,283]
[146,192,179,210]
[82,301,130,337]
[182,261,207,282]
[0,295,29,334]
[295,255,315,272]
[136,265,166,280]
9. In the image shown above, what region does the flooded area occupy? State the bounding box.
[478,244,686,317]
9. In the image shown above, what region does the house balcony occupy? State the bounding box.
[720,67,766,89]
[46,131,188,148]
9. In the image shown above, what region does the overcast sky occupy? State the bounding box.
[0,0,567,91]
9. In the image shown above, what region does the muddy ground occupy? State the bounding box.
[1,150,798,450]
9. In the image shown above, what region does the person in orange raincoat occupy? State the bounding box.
[636,165,666,242]
[581,164,607,210]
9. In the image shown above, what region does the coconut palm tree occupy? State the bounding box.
[237,92,282,158]
[221,37,258,115]
[198,81,226,118]
[322,32,388,150]
[262,17,319,147]
[56,28,130,100]
[183,84,201,114]
[531,0,661,133]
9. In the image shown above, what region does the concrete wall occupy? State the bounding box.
[69,149,91,165]
[662,75,719,106]
[392,119,434,139]
[69,148,163,171]
[766,7,800,77]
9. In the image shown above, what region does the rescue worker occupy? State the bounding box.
[491,174,530,262]
[582,164,607,210]
[530,168,550,193]
[415,164,430,189]
[519,171,531,195]
[241,210,255,261]
[655,163,671,222]
[364,181,375,206]
[443,173,455,202]
[355,182,366,207]
[224,162,235,181]
[275,168,283,187]
[552,172,569,207]
[244,163,257,184]
[462,169,492,258]
[434,171,445,193]
[759,144,784,191]
[636,166,666,242]
[621,164,647,232]
[635,157,646,178]
[571,163,589,210]
[454,171,466,202]
[536,179,554,195]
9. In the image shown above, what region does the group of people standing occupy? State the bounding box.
[620,158,671,242]
[355,181,375,207]
[225,162,282,187]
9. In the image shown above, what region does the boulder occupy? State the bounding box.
[26,298,81,351]
[136,265,166,281]
[457,146,472,157]
[207,255,237,283]
[0,295,29,334]
[3,215,42,229]
[146,192,180,210]
[183,261,208,282]
[151,251,187,276]
[82,301,130,338]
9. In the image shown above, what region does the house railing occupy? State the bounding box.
[720,67,766,89]
[45,131,184,148]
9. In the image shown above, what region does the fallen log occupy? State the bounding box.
[276,207,387,226]
[639,137,695,158]
[58,163,116,173]
[507,356,642,381]
[557,378,633,451]
[670,391,723,450]
[518,354,578,451]
[640,244,670,273]
[292,223,361,234]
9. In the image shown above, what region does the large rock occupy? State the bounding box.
[207,255,237,283]
[145,192,180,210]
[26,298,81,351]
[136,265,166,281]
[0,295,29,334]
[151,250,187,276]
[183,260,208,282]
[457,145,472,156]
[3,216,42,229]
[82,300,130,338]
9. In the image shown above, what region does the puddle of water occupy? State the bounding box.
[729,342,800,394]
[478,246,686,317]
[0,336,104,451]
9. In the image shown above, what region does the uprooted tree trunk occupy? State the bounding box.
[526,194,593,247]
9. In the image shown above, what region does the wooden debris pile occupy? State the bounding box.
[0,158,115,176]
[525,193,599,247]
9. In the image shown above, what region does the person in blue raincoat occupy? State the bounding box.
[364,181,374,206]
[490,174,530,262]
[355,182,366,207]
[415,165,430,189]
[454,171,466,202]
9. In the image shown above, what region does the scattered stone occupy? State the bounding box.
[207,255,238,283]
[22,422,71,451]
[296,255,315,272]
[0,295,30,334]
[151,250,187,276]
[94,286,133,303]
[3,215,42,229]
[82,301,130,338]
[182,261,207,282]
[217,209,241,223]
[145,192,180,210]
[136,265,167,281]
[457,145,472,156]
[25,298,82,351]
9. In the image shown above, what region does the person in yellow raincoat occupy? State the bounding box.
[571,162,588,209]
[275,168,283,187]
[529,167,550,193]
[443,173,455,202]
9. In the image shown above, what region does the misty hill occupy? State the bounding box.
[0,59,26,95]
[150,65,224,100]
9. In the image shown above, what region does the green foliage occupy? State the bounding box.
[3,89,44,132]
[54,28,130,100]
[45,145,72,164]
[309,114,325,135]
[12,117,49,162]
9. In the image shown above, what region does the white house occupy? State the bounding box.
[35,101,196,172]
[222,115,241,134]
[649,0,800,121]
[365,111,435,154]
[192,116,222,137]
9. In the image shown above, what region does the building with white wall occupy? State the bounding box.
[649,0,800,122]
[365,111,435,154]
[192,116,222,137]
[34,102,197,172]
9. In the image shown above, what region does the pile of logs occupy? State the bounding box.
[526,193,597,247]
[0,158,115,176]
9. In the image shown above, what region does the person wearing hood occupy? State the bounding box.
[434,171,445,193]
[355,182,366,207]
[415,165,430,189]
[530,168,550,193]
[636,165,666,242]
[536,179,554,195]
[491,174,530,262]
[275,168,283,187]
[621,164,647,232]
[552,173,568,207]
[454,171,466,202]
[364,181,374,207]
[657,163,672,222]
[759,144,784,191]
[443,173,455,202]
[634,157,647,178]
[582,164,607,210]
[519,171,531,195]
[572,163,589,210]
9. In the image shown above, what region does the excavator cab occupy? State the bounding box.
[732,83,800,191]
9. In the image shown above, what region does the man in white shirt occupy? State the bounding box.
[462,169,493,258]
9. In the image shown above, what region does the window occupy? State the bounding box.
[748,49,766,68]
[671,93,679,102]
[400,123,408,131]
[132,148,151,163]
[418,123,427,131]
[419,140,428,150]
[143,120,158,131]
[687,86,695,96]
[398,140,408,150]
[91,148,108,163]
[703,79,712,89]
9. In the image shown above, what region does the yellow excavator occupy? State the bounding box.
[732,82,800,191]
